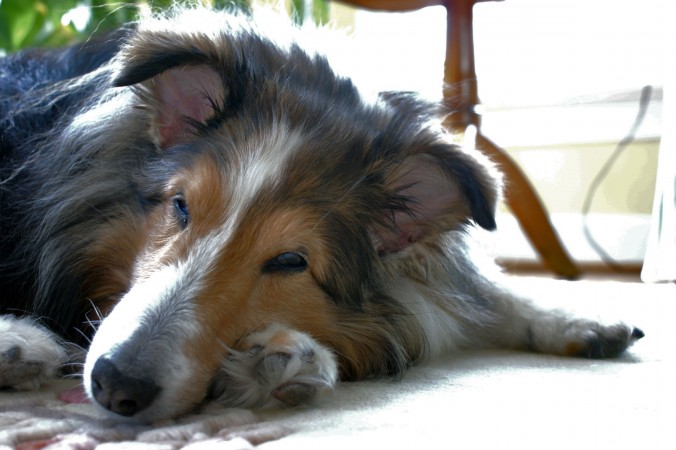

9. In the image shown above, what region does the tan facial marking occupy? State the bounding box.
[122,151,341,392]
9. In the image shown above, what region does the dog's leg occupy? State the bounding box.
[208,324,338,408]
[0,316,67,389]
[478,284,644,358]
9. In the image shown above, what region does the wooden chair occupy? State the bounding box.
[337,0,581,279]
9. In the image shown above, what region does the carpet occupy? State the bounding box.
[1,277,675,449]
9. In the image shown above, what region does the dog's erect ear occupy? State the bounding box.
[114,63,225,149]
[373,146,500,254]
[113,45,225,148]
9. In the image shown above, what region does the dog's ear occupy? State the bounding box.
[112,35,229,149]
[114,62,225,149]
[373,145,500,254]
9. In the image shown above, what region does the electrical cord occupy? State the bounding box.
[581,85,653,272]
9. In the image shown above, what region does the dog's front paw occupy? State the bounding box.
[0,316,67,390]
[563,322,644,359]
[209,324,338,408]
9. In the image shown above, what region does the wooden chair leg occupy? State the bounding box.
[476,133,581,279]
[337,0,580,279]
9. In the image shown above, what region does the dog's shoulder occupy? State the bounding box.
[0,28,129,159]
[0,28,129,95]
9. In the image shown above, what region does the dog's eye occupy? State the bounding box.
[263,252,308,274]
[173,195,189,229]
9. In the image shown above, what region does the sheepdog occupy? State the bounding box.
[0,6,643,422]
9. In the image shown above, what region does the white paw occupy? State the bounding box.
[209,324,338,408]
[0,316,67,390]
[562,321,644,358]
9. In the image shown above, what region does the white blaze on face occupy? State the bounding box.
[85,265,194,364]
[83,264,198,418]
[83,226,245,420]
[228,123,302,213]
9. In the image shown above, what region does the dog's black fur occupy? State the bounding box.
[0,7,643,422]
[1,32,128,337]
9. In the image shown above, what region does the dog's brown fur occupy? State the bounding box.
[0,7,642,422]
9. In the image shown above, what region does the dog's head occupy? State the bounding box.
[83,9,500,422]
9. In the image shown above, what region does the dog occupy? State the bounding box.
[0,6,643,423]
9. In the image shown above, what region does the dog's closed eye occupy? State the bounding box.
[263,252,307,274]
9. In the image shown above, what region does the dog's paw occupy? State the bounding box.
[0,316,67,390]
[209,324,338,408]
[562,321,644,359]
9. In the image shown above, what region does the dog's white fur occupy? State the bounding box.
[0,6,642,424]
[0,316,66,390]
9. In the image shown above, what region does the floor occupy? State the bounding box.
[1,276,674,449]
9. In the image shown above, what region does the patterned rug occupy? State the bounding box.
[2,277,675,450]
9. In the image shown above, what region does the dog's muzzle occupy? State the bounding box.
[89,356,161,416]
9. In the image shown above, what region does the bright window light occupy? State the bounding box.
[61,5,91,32]
[344,0,670,108]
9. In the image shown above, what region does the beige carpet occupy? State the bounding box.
[1,277,674,449]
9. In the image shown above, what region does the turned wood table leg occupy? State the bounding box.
[476,133,581,279]
[337,0,582,278]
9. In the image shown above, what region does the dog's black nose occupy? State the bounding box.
[90,357,160,417]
